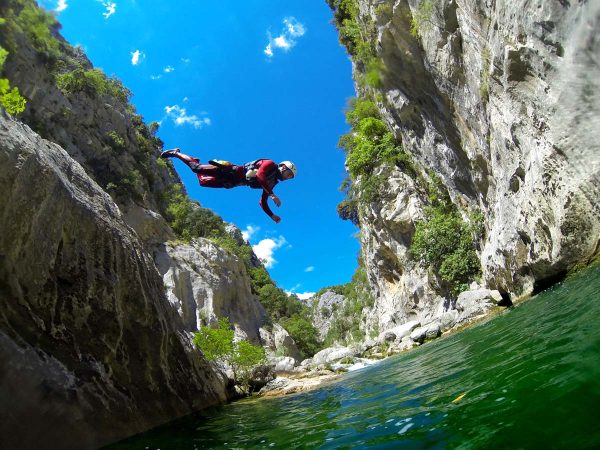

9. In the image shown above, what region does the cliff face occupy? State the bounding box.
[155,239,266,342]
[0,112,227,449]
[341,0,599,331]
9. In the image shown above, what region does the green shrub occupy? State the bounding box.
[257,284,292,321]
[0,79,26,115]
[0,47,7,69]
[336,197,359,225]
[162,184,227,242]
[410,0,435,38]
[250,266,272,292]
[0,46,27,115]
[328,0,360,53]
[116,170,142,200]
[192,317,235,362]
[281,314,321,359]
[231,340,266,386]
[193,317,266,389]
[338,98,419,224]
[341,117,411,181]
[107,130,126,150]
[375,3,393,20]
[345,98,380,126]
[364,58,385,88]
[210,235,254,268]
[14,4,61,61]
[56,68,131,103]
[411,203,481,296]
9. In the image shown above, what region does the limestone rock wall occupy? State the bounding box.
[154,240,266,342]
[351,0,600,332]
[0,112,228,449]
[311,290,348,340]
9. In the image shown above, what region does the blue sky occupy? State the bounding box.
[41,0,360,298]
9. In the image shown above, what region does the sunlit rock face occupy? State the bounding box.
[155,239,266,342]
[351,0,599,332]
[0,113,227,450]
[311,290,347,340]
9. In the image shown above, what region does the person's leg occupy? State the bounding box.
[160,148,218,173]
[160,148,197,164]
[198,175,227,188]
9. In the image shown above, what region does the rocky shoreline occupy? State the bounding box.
[256,286,512,398]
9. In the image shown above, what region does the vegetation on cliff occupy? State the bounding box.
[327,0,484,304]
[193,317,266,390]
[315,264,375,346]
[411,176,483,295]
[0,20,26,115]
[249,264,320,358]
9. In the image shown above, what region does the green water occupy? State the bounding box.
[108,264,600,449]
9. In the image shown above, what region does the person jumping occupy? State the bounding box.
[160,148,296,223]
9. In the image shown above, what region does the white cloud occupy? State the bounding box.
[100,1,116,19]
[150,74,162,80]
[56,0,68,12]
[285,289,315,300]
[264,44,273,57]
[164,105,211,129]
[252,236,286,268]
[304,266,315,273]
[181,58,191,63]
[164,65,175,73]
[242,225,259,242]
[130,50,144,66]
[264,16,306,59]
[274,36,291,50]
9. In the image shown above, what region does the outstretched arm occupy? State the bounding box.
[256,160,281,206]
[260,190,281,223]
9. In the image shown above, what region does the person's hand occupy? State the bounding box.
[271,214,281,224]
[271,194,281,207]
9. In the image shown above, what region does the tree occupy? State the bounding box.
[192,317,234,362]
[282,314,321,359]
[231,340,266,387]
[193,317,266,391]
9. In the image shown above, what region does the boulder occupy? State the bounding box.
[440,310,460,332]
[410,326,427,344]
[269,356,297,373]
[456,289,503,323]
[398,336,416,351]
[273,324,303,362]
[425,321,441,340]
[312,346,355,365]
[300,358,314,368]
[378,330,397,343]
[377,320,421,345]
[259,327,275,349]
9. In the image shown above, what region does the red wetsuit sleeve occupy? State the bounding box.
[256,160,277,195]
[259,190,274,218]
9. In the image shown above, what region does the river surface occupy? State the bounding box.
[107,264,600,449]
